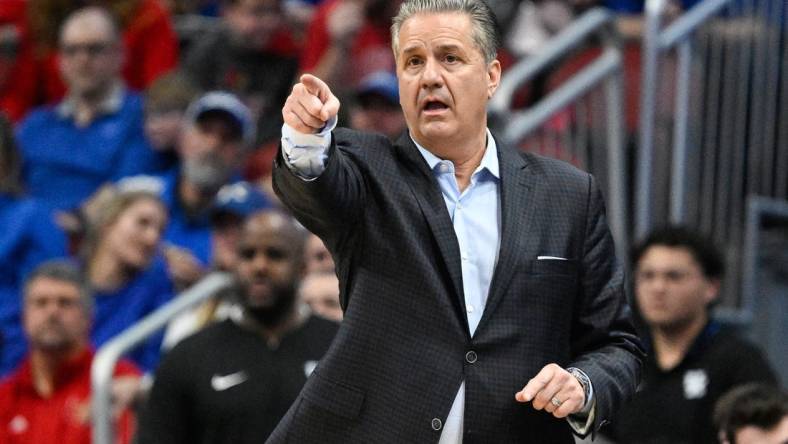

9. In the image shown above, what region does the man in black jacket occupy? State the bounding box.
[269,0,643,442]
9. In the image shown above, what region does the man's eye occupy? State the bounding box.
[406,57,422,67]
[265,247,286,260]
[445,54,458,63]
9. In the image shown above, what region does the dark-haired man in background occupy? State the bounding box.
[714,383,788,444]
[606,226,777,443]
[138,211,338,443]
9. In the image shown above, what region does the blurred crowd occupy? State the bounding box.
[0,0,783,443]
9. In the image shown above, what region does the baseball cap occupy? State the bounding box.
[211,181,271,221]
[357,71,399,106]
[184,91,255,144]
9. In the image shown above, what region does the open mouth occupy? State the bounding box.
[422,99,449,113]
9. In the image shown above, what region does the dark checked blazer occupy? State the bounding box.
[268,128,644,444]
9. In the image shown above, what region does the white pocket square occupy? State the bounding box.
[537,256,568,261]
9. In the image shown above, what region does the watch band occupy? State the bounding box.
[567,367,592,409]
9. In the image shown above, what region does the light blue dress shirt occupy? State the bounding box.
[412,132,501,336]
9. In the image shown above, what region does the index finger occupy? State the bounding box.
[300,74,331,103]
[515,365,557,402]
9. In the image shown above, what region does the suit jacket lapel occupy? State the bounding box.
[477,138,538,334]
[395,134,469,336]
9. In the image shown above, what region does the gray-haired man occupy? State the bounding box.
[269,1,643,442]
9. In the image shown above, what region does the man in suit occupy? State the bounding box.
[270,0,643,442]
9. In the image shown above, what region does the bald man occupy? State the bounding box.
[16,6,162,210]
[138,210,339,443]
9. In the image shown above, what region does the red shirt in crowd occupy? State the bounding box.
[300,0,393,87]
[0,349,140,444]
[0,0,37,122]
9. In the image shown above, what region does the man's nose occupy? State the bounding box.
[420,57,443,89]
[39,301,62,317]
[250,252,270,272]
[648,274,669,292]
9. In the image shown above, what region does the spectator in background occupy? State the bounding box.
[144,72,200,174]
[349,70,406,140]
[606,226,777,444]
[81,187,173,372]
[16,7,163,211]
[0,114,67,377]
[714,383,788,444]
[304,233,334,274]
[299,270,341,322]
[162,0,221,15]
[182,0,300,145]
[210,181,272,272]
[300,0,402,94]
[162,181,271,350]
[154,92,254,289]
[0,260,139,444]
[28,0,178,102]
[0,0,37,122]
[138,210,339,443]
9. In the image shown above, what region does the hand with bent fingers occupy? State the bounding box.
[282,74,341,135]
[515,363,586,418]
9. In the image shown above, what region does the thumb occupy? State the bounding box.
[321,94,341,123]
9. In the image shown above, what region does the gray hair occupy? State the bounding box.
[24,260,94,314]
[391,0,500,64]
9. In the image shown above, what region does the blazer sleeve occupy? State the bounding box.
[272,130,371,242]
[568,173,645,435]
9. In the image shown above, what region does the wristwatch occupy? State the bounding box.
[567,367,592,409]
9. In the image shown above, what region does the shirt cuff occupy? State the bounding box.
[281,116,337,179]
[567,398,596,435]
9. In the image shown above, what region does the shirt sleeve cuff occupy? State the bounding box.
[281,117,337,179]
[567,398,596,435]
[282,116,337,180]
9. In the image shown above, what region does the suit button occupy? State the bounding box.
[465,351,477,364]
[431,418,442,431]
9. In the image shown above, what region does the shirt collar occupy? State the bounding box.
[411,128,501,180]
[14,348,94,396]
[56,81,125,120]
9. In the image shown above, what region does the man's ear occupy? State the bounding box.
[487,59,502,99]
[704,278,721,305]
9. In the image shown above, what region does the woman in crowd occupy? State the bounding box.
[81,186,173,371]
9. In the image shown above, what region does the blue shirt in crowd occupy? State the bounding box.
[91,254,174,372]
[16,87,164,211]
[156,169,214,267]
[0,194,67,377]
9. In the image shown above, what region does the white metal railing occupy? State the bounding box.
[489,7,629,263]
[91,272,233,444]
[637,0,787,239]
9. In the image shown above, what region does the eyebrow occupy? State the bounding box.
[401,43,467,58]
[400,44,424,57]
[435,44,463,54]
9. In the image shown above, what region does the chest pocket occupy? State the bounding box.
[524,259,578,277]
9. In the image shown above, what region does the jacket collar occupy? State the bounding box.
[394,131,537,337]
